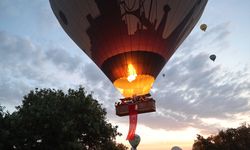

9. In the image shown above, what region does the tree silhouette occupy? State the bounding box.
[192,123,250,150]
[0,87,127,150]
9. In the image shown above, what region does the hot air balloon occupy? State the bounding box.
[129,134,141,150]
[49,0,208,140]
[210,54,216,61]
[200,23,207,31]
[171,146,182,150]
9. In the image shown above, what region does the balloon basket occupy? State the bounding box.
[115,94,156,116]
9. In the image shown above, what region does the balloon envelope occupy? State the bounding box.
[171,146,182,150]
[50,0,208,97]
[200,24,207,31]
[129,134,141,148]
[210,54,216,61]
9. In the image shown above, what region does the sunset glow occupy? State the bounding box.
[113,122,200,150]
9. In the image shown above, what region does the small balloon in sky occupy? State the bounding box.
[209,54,216,61]
[200,24,207,31]
[129,134,141,149]
[171,146,182,150]
[162,73,166,77]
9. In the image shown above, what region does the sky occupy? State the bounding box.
[0,0,250,149]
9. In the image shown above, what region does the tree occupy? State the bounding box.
[192,123,250,150]
[0,87,127,150]
[0,105,8,149]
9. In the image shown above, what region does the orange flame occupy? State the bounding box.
[127,64,137,82]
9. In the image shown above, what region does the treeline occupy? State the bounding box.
[0,87,127,150]
[193,123,250,150]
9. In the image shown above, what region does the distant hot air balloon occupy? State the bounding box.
[49,0,208,140]
[200,23,207,31]
[129,134,141,150]
[210,54,216,61]
[171,146,182,150]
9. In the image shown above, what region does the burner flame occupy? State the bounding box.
[127,64,137,82]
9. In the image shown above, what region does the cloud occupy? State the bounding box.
[0,31,89,108]
[117,51,250,134]
[107,22,249,133]
[45,48,82,72]
[180,22,231,56]
[0,18,249,137]
[131,22,250,132]
[107,50,250,133]
[0,31,120,112]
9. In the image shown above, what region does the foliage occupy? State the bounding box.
[0,87,127,150]
[192,123,250,150]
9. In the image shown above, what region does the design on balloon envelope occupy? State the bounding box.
[49,0,208,141]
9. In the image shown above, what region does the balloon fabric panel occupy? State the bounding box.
[50,0,208,97]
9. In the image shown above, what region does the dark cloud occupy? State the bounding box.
[0,31,45,83]
[79,62,122,109]
[0,75,30,110]
[0,31,88,108]
[45,48,82,72]
[0,31,122,112]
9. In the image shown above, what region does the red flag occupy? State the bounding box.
[126,104,138,140]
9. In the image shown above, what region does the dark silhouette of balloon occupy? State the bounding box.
[162,73,166,77]
[129,134,141,149]
[171,146,182,150]
[210,54,216,61]
[49,0,208,98]
[200,24,207,31]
